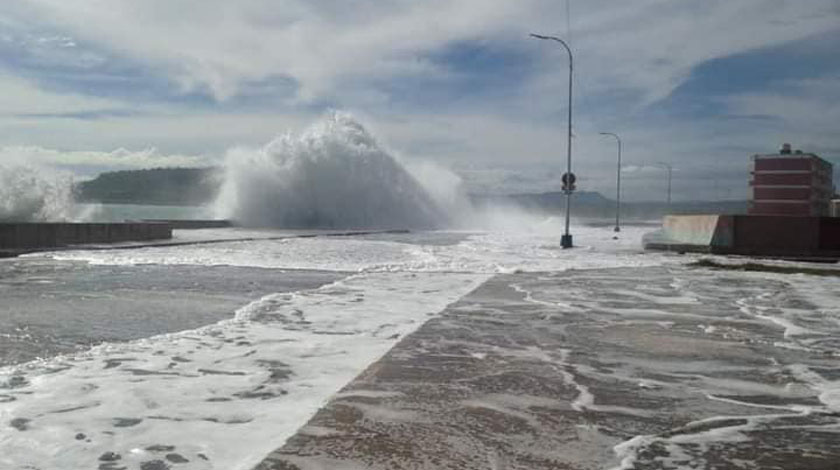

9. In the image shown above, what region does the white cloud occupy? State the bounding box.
[11,0,835,104]
[0,110,316,157]
[9,0,541,100]
[0,146,209,170]
[561,0,840,104]
[727,77,840,144]
[0,73,121,115]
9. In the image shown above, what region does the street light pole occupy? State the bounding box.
[599,132,622,233]
[657,162,673,211]
[531,33,574,249]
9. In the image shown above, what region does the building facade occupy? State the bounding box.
[749,144,835,216]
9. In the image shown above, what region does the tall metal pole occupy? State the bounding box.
[600,132,622,232]
[531,33,574,249]
[657,162,673,211]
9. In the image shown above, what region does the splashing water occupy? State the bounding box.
[0,164,76,222]
[215,113,454,229]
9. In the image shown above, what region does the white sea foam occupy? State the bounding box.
[0,163,78,222]
[789,364,840,412]
[604,271,840,470]
[733,276,840,355]
[0,272,488,470]
[47,224,666,274]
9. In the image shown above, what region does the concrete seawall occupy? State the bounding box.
[646,214,840,259]
[0,222,172,256]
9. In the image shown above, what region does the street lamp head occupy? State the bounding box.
[530,33,554,40]
[599,132,621,144]
[529,33,573,61]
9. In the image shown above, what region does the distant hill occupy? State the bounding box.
[76,167,221,206]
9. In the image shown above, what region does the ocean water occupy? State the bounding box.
[0,259,343,366]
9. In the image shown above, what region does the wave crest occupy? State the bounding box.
[215,113,451,229]
[0,164,75,222]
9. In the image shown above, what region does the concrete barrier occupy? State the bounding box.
[0,222,172,251]
[663,215,734,247]
[647,215,840,260]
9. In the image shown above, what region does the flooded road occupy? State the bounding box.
[259,265,840,469]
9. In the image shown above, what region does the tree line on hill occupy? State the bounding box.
[75,167,222,206]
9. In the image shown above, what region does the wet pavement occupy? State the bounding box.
[254,265,840,469]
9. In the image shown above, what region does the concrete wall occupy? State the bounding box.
[650,215,840,259]
[731,216,820,256]
[819,217,840,251]
[0,223,172,249]
[662,215,733,247]
[749,201,813,216]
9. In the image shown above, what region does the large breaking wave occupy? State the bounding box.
[0,163,76,222]
[215,113,457,229]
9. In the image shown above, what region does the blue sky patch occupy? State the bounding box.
[654,28,840,119]
[373,40,538,110]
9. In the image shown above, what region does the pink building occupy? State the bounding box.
[749,144,835,216]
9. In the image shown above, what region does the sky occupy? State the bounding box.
[0,0,838,201]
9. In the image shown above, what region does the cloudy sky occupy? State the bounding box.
[0,0,838,200]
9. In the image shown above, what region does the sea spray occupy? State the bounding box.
[215,113,457,229]
[0,163,76,222]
